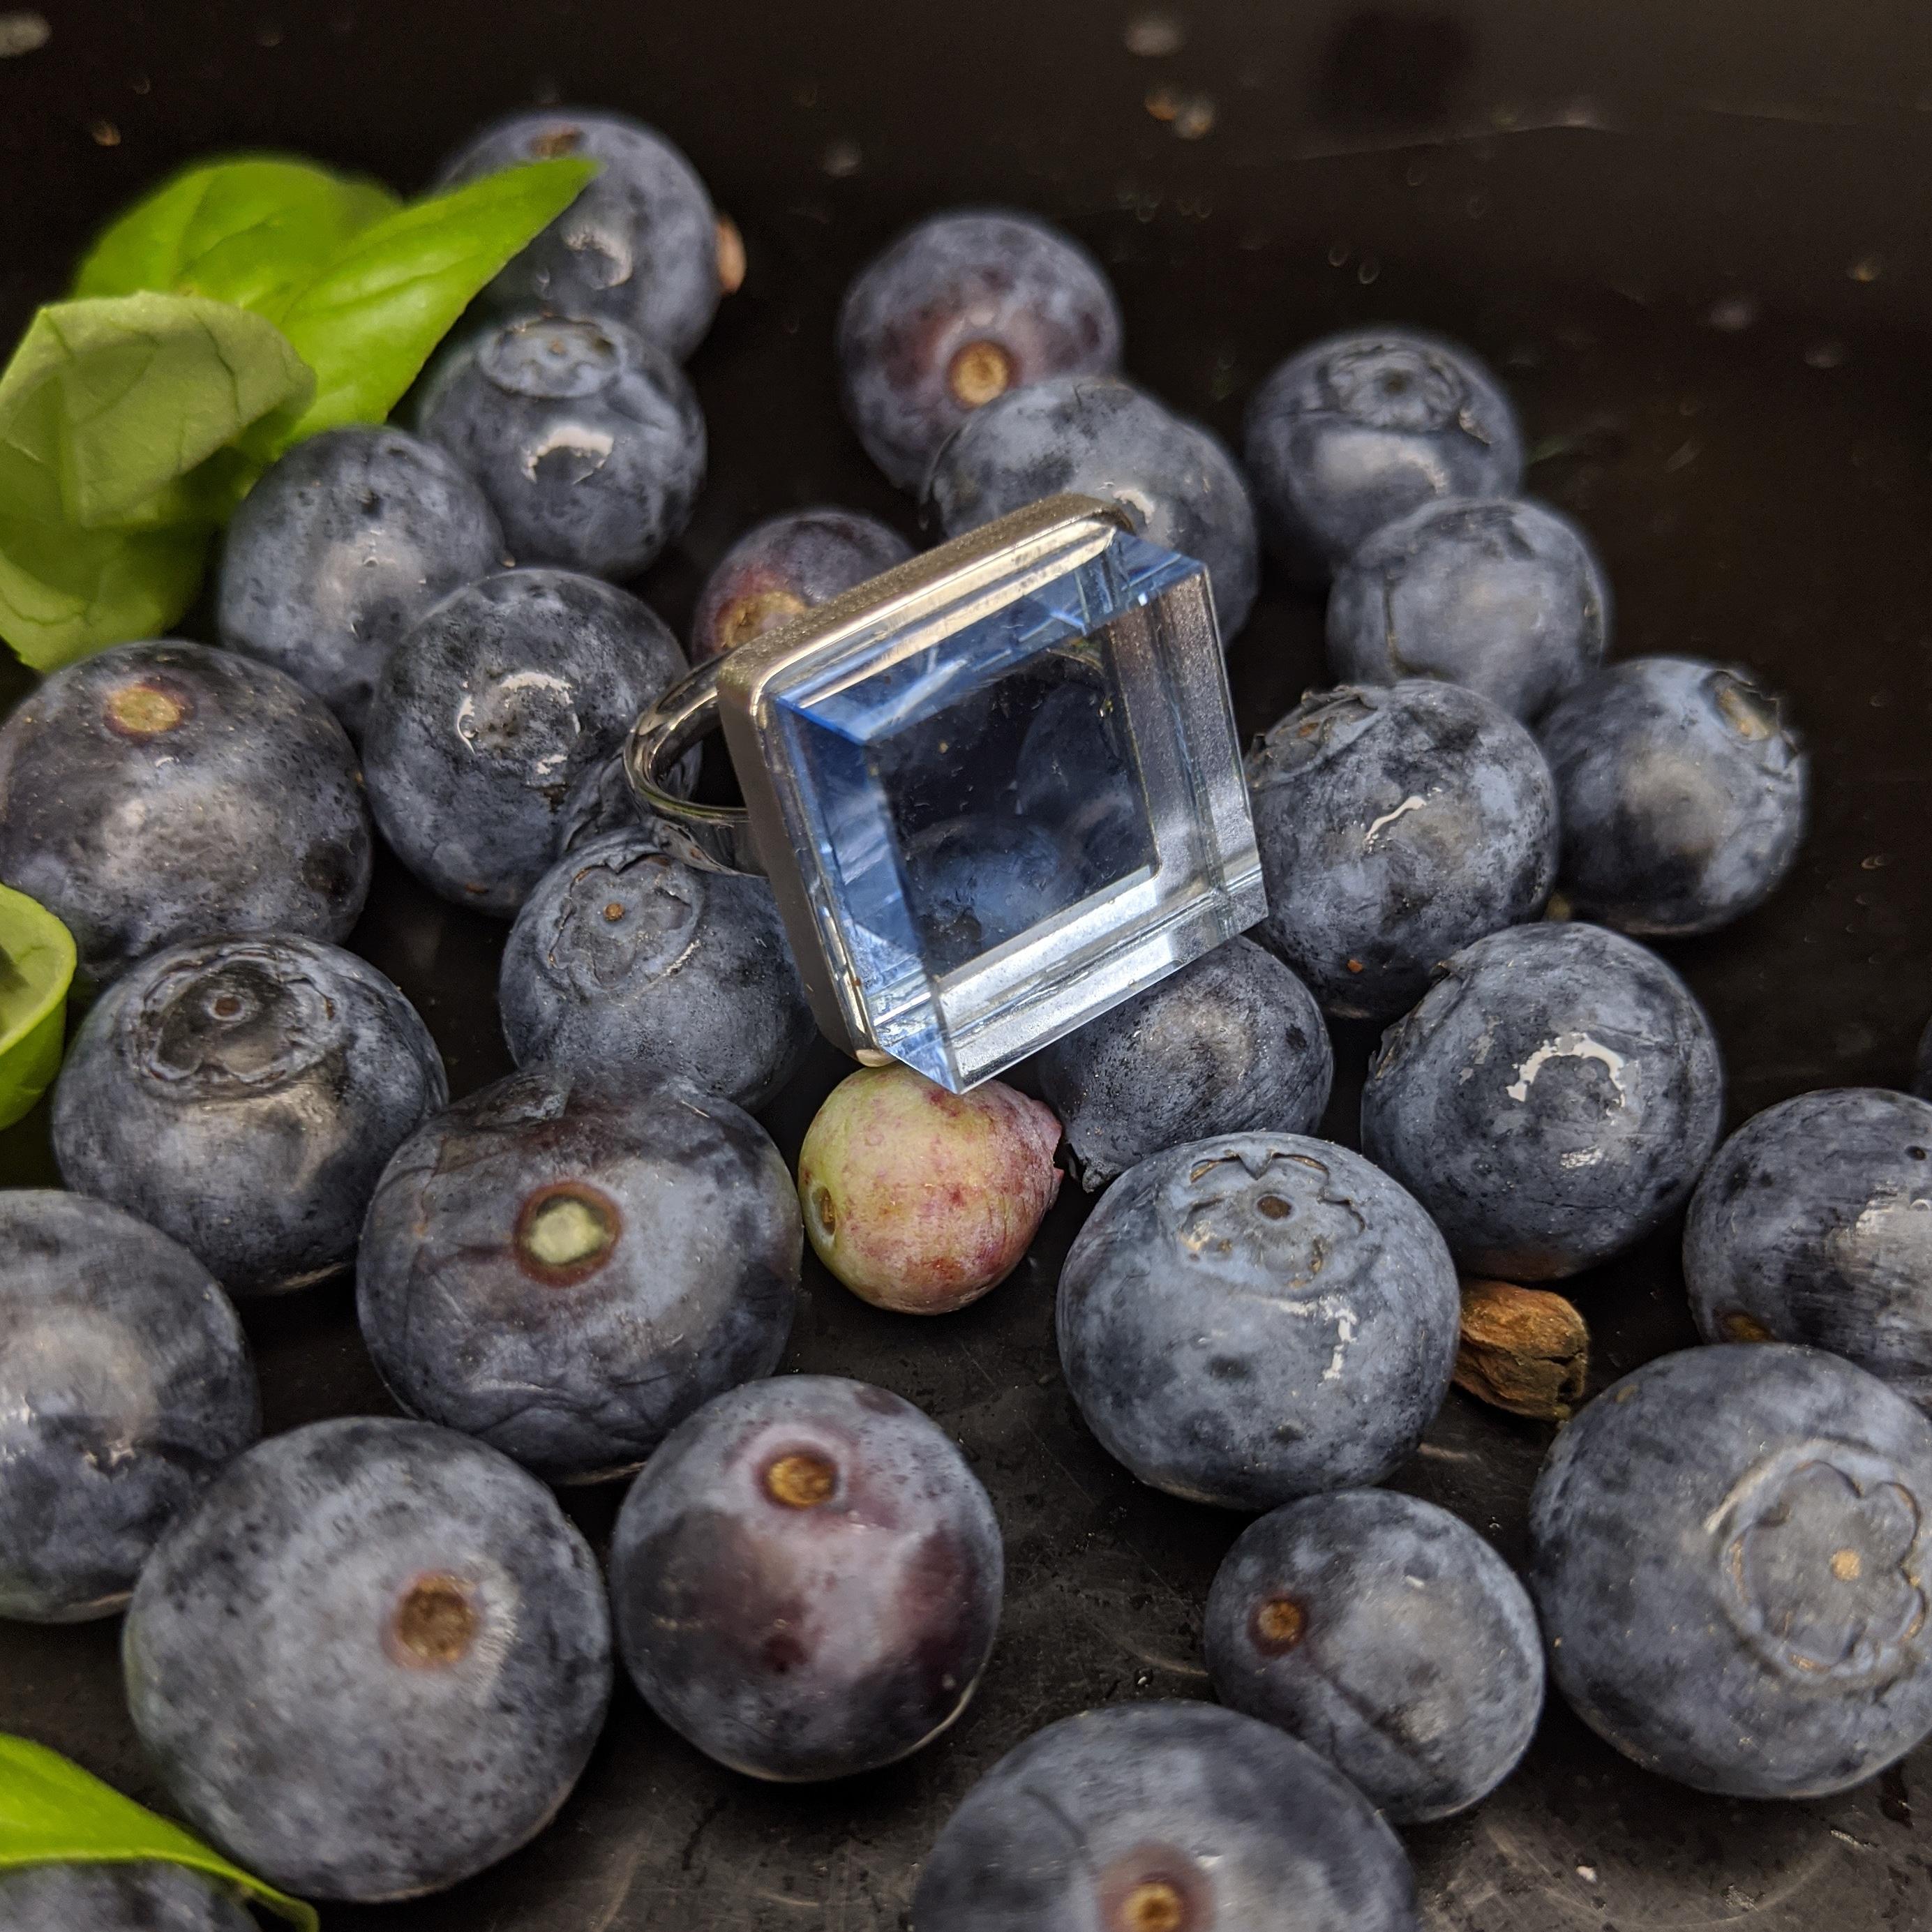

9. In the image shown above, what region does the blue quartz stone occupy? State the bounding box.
[754,524,1257,1087]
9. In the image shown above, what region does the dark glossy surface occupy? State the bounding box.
[4,3,1932,1926]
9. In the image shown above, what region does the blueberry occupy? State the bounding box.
[0,1864,255,1932]
[1531,1344,1932,1797]
[1538,656,1809,937]
[911,1700,1419,1932]
[364,569,688,915]
[359,1065,801,1482]
[1326,497,1609,720]
[1248,681,1558,1021]
[417,313,705,581]
[797,1066,1063,1317]
[691,507,913,661]
[1034,938,1334,1191]
[0,1192,257,1624]
[0,641,371,989]
[1684,1088,1932,1405]
[837,209,1123,491]
[216,426,504,739]
[1205,1490,1543,1822]
[609,1375,1002,1780]
[500,830,815,1111]
[1057,1132,1459,1509]
[123,1416,613,1900]
[435,109,724,360]
[901,814,1086,975]
[1245,329,1525,578]
[927,375,1260,637]
[1363,922,1723,1278]
[52,935,447,1298]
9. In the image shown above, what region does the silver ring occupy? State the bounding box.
[617,493,1264,1091]
[622,656,765,874]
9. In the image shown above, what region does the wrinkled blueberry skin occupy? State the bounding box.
[912,1700,1419,1932]
[0,641,370,989]
[359,1066,801,1483]
[1035,938,1334,1190]
[1363,922,1723,1279]
[1531,1345,1932,1798]
[926,375,1261,638]
[1248,681,1558,1021]
[1245,329,1525,579]
[436,109,721,360]
[1684,1089,1932,1407]
[1206,1490,1543,1822]
[1326,497,1609,720]
[1538,656,1809,937]
[123,1416,613,1901]
[53,936,447,1298]
[418,314,705,580]
[553,744,701,857]
[217,426,504,739]
[1057,1132,1459,1509]
[364,570,688,916]
[554,745,647,853]
[500,830,815,1111]
[0,1863,256,1932]
[610,1375,1002,1780]
[0,1192,258,1624]
[837,209,1123,491]
[691,507,913,661]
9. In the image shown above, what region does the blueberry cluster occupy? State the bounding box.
[6,104,1932,1932]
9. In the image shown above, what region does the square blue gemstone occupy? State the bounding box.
[759,526,1261,1088]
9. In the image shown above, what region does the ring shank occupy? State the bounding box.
[622,656,765,874]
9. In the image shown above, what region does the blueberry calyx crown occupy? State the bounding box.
[1714,1444,1929,1686]
[1252,1594,1308,1654]
[389,1573,481,1668]
[104,675,193,740]
[718,587,808,654]
[764,1451,838,1510]
[946,338,1014,410]
[514,1181,622,1286]
[1098,1847,1210,1932]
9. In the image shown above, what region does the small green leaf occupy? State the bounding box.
[73,156,401,317]
[0,292,308,668]
[248,156,597,454]
[0,1737,317,1929]
[0,888,75,1130]
[0,515,209,673]
[0,293,312,530]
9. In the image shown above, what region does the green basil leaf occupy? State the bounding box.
[0,1736,317,1931]
[0,514,209,673]
[247,156,596,453]
[0,887,76,1131]
[0,293,312,531]
[73,156,401,317]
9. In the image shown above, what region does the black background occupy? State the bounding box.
[4,1,1932,1925]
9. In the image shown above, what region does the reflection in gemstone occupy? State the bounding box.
[901,816,1085,975]
[1014,677,1155,888]
[876,654,1157,975]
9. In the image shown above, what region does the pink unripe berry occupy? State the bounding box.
[797,1065,1063,1315]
